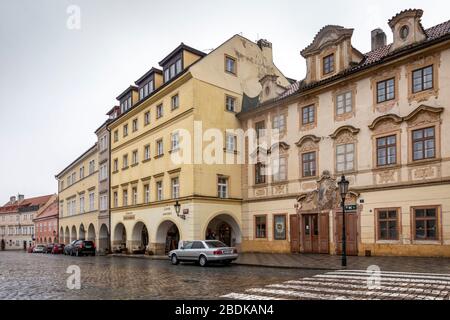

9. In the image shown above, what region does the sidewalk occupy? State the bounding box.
[109,252,450,273]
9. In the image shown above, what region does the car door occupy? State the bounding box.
[190,241,206,260]
[178,241,193,260]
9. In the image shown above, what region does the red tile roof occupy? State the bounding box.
[35,200,58,220]
[0,194,54,213]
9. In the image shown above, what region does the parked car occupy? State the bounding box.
[63,240,77,255]
[32,244,46,253]
[46,243,54,253]
[51,243,65,254]
[168,240,238,267]
[71,240,96,256]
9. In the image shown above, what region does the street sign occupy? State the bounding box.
[345,205,357,211]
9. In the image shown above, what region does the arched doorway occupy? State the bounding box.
[65,227,70,244]
[44,237,47,244]
[205,214,242,248]
[131,222,149,254]
[79,224,86,240]
[71,226,77,242]
[99,224,109,253]
[87,224,96,242]
[156,220,180,255]
[59,227,64,243]
[113,223,127,252]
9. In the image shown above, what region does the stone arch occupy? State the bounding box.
[44,237,47,243]
[71,226,77,242]
[155,219,181,255]
[368,114,403,130]
[203,212,242,250]
[99,224,109,253]
[79,224,86,240]
[131,221,149,254]
[330,125,360,140]
[65,226,70,244]
[87,223,96,242]
[112,223,127,252]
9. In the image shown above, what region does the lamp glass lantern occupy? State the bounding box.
[338,175,349,200]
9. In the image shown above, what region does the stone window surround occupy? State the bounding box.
[319,46,338,79]
[410,205,442,244]
[370,67,401,114]
[405,53,440,104]
[374,207,402,243]
[332,83,357,122]
[296,135,321,180]
[297,96,319,132]
[330,125,360,175]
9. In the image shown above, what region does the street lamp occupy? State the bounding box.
[174,200,185,220]
[337,175,349,267]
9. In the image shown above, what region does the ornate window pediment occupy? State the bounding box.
[330,125,360,143]
[404,105,443,127]
[296,135,321,153]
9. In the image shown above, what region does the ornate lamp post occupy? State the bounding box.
[338,175,349,267]
[174,200,185,220]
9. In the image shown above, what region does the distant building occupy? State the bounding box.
[33,198,59,244]
[0,194,55,250]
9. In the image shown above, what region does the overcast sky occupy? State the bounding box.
[0,0,448,201]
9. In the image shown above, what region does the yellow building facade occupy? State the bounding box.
[238,9,450,257]
[108,36,290,255]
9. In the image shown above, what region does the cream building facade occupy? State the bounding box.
[238,9,450,257]
[108,36,290,255]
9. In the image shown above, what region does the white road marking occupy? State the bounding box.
[221,293,285,300]
[246,288,364,300]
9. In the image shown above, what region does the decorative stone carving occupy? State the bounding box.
[368,114,403,133]
[272,184,287,195]
[255,188,267,197]
[377,170,396,184]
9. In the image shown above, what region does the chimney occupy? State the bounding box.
[9,196,16,203]
[371,28,387,51]
[257,39,273,62]
[18,194,24,201]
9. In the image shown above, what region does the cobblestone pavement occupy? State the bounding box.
[0,251,319,300]
[222,269,450,300]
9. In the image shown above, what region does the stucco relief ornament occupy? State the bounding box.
[378,170,395,184]
[317,170,339,210]
[414,166,435,179]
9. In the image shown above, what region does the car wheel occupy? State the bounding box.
[171,254,179,265]
[199,255,207,267]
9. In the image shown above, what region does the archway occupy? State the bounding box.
[87,224,96,242]
[79,224,86,240]
[65,226,70,244]
[131,221,149,254]
[44,237,47,244]
[71,226,77,242]
[99,224,109,252]
[59,227,64,243]
[155,220,180,255]
[113,223,127,252]
[204,213,242,248]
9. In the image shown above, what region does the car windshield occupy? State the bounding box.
[205,241,228,248]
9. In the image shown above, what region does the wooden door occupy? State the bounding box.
[289,215,299,253]
[318,212,330,254]
[335,212,358,256]
[302,214,319,253]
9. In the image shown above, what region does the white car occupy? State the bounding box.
[33,244,46,253]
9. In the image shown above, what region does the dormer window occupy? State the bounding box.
[120,96,132,113]
[139,80,154,100]
[323,54,334,75]
[163,57,182,83]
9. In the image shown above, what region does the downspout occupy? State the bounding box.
[107,124,112,254]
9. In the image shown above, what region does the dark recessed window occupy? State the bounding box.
[139,80,154,100]
[225,95,236,112]
[414,207,438,240]
[164,58,182,83]
[120,96,132,113]
[323,54,334,75]
[412,66,433,93]
[400,25,409,40]
[171,94,179,110]
[412,127,435,161]
[255,162,266,184]
[302,105,315,125]
[255,216,267,238]
[156,104,163,119]
[377,135,397,166]
[377,209,398,240]
[225,55,237,74]
[377,78,395,103]
[302,151,316,177]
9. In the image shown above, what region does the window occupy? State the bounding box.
[122,154,128,168]
[171,177,180,199]
[122,189,128,206]
[99,163,108,180]
[113,191,118,208]
[192,241,205,249]
[99,135,107,151]
[89,160,95,175]
[113,159,118,172]
[144,185,150,203]
[225,133,236,152]
[218,177,228,198]
[302,151,317,177]
[100,194,108,211]
[377,209,398,240]
[412,66,433,93]
[171,94,179,110]
[139,80,154,100]
[255,121,265,140]
[323,54,334,75]
[400,25,409,39]
[225,95,236,112]
[156,104,163,119]
[120,96,132,113]
[71,172,76,184]
[272,157,287,182]
[132,119,138,132]
[144,145,151,161]
[164,58,182,82]
[414,207,438,240]
[412,127,435,161]
[336,143,354,172]
[336,91,352,115]
[377,135,397,166]
[171,132,180,151]
[79,166,85,179]
[272,114,286,133]
[377,78,395,103]
[156,139,164,156]
[79,195,85,214]
[132,150,138,165]
[255,216,267,238]
[225,55,236,74]
[123,124,129,137]
[68,175,72,186]
[156,181,163,201]
[89,192,95,211]
[255,162,266,184]
[132,187,138,205]
[302,105,315,125]
[144,111,150,125]
[273,215,286,240]
[114,130,119,142]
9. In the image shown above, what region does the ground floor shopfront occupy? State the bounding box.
[110,198,242,255]
[241,175,450,258]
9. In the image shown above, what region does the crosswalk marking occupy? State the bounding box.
[221,269,450,300]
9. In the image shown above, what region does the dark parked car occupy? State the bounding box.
[72,240,96,256]
[63,240,77,255]
[46,243,54,253]
[51,243,65,254]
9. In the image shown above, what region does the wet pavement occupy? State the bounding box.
[0,251,320,300]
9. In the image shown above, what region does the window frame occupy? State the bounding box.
[376,135,397,167]
[335,91,353,116]
[225,94,236,112]
[301,105,315,126]
[376,208,400,241]
[412,206,440,241]
[302,151,317,178]
[412,126,436,162]
[171,94,179,110]
[273,214,287,240]
[322,54,335,75]
[224,54,237,75]
[254,215,267,239]
[376,78,395,104]
[335,143,355,173]
[412,65,433,94]
[255,162,266,185]
[217,176,228,199]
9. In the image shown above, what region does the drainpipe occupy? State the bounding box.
[107,125,112,254]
